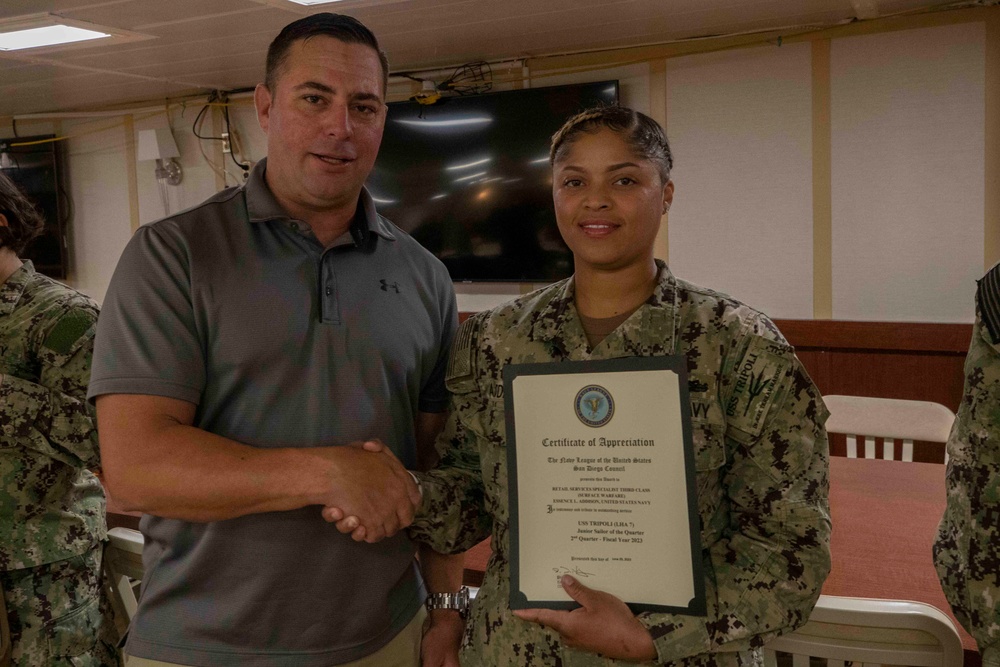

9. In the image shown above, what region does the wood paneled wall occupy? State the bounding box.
[776,320,972,411]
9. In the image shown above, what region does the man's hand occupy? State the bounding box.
[314,439,421,543]
[512,575,657,662]
[421,609,463,667]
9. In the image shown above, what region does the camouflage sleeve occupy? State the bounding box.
[934,292,1000,667]
[0,304,100,469]
[637,316,832,662]
[409,314,493,554]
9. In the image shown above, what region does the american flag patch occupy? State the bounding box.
[446,317,478,381]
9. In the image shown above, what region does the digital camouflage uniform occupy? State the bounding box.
[934,262,1000,667]
[0,261,119,667]
[411,260,832,666]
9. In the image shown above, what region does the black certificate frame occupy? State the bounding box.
[503,355,706,616]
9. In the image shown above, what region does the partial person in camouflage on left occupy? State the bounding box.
[934,261,1000,667]
[0,172,120,666]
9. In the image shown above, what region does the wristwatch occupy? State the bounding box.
[425,586,470,617]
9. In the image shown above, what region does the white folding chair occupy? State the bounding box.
[823,395,955,463]
[102,527,144,636]
[763,595,963,667]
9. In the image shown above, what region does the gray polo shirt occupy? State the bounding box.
[89,160,457,666]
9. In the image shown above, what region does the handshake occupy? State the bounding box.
[316,439,422,543]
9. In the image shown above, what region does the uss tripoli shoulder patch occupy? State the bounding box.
[725,335,793,437]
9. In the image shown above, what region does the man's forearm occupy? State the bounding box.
[101,418,326,522]
[98,393,420,535]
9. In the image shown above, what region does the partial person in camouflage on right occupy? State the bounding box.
[935,261,1000,667]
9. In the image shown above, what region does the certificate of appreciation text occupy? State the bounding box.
[504,356,705,615]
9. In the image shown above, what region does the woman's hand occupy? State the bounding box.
[421,609,464,667]
[512,575,657,663]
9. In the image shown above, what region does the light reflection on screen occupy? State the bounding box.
[368,81,619,282]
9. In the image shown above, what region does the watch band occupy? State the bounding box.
[425,586,470,615]
[406,471,424,499]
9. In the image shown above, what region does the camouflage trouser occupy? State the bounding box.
[0,547,121,667]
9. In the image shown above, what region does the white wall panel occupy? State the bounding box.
[63,120,133,304]
[666,43,814,319]
[831,23,984,323]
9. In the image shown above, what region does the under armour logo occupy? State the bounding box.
[380,279,400,293]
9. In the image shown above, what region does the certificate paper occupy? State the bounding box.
[504,356,705,615]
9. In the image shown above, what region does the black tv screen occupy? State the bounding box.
[367,81,619,282]
[0,135,66,279]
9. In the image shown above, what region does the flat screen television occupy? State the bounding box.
[367,80,619,282]
[0,135,67,279]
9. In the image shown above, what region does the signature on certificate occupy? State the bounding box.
[553,565,594,580]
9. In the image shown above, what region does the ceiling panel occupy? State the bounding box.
[0,0,126,21]
[0,61,70,85]
[136,7,292,42]
[61,0,274,30]
[53,31,273,67]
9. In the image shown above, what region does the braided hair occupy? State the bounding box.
[550,105,673,183]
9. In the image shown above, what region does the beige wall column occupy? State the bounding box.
[812,39,833,319]
[986,14,1000,270]
[124,115,140,233]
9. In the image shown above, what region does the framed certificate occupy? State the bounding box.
[504,356,706,615]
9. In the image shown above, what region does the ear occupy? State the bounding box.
[0,213,8,228]
[662,179,674,213]
[254,83,273,133]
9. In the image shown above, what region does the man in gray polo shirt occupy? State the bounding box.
[90,13,462,667]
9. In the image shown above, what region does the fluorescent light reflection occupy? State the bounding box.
[529,156,550,165]
[430,193,448,200]
[445,157,491,171]
[0,25,110,51]
[453,171,488,183]
[371,196,396,205]
[395,117,493,129]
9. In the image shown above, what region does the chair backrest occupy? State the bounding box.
[103,527,144,635]
[763,595,964,667]
[823,395,955,462]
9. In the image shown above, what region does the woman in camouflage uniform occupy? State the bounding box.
[409,106,832,666]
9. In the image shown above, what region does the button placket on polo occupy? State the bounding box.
[319,251,340,325]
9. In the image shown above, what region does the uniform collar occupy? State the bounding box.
[531,259,679,358]
[0,260,33,316]
[244,158,396,244]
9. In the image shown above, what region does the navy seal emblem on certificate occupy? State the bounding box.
[574,385,614,427]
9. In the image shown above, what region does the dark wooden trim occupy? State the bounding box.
[774,320,973,354]
[460,313,974,354]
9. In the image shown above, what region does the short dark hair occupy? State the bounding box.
[0,171,45,255]
[550,105,673,182]
[265,13,389,95]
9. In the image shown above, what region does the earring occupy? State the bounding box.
[662,202,670,214]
